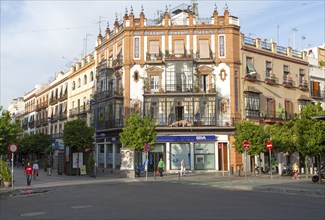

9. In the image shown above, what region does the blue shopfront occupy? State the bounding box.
[152,135,230,172]
[96,134,230,172]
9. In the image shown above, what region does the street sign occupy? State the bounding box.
[144,144,151,152]
[266,141,273,150]
[8,143,18,154]
[243,140,250,150]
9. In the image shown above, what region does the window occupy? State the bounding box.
[133,71,139,82]
[199,39,209,59]
[134,37,139,58]
[84,75,87,85]
[299,69,305,85]
[235,74,239,112]
[150,75,159,92]
[78,78,81,88]
[266,98,276,118]
[149,41,160,54]
[284,100,293,119]
[283,65,290,81]
[218,35,225,57]
[298,100,310,113]
[244,93,260,117]
[174,40,184,55]
[200,74,209,92]
[246,57,256,76]
[266,61,272,78]
[310,81,321,97]
[72,81,75,90]
[90,71,94,81]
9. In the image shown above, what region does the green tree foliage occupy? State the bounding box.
[294,103,325,156]
[265,120,296,153]
[119,112,157,152]
[0,106,21,155]
[19,133,50,156]
[233,121,268,156]
[62,118,94,153]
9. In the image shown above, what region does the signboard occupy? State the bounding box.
[144,144,151,152]
[80,165,87,175]
[266,141,273,150]
[8,143,18,154]
[243,140,250,150]
[120,148,134,171]
[218,143,222,149]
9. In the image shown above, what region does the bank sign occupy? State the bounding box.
[156,135,216,142]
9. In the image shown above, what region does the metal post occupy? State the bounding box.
[222,143,224,177]
[146,152,148,181]
[245,150,247,183]
[269,149,272,180]
[11,153,14,189]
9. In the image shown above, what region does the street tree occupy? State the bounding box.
[233,120,268,173]
[119,112,157,152]
[62,118,94,175]
[19,133,50,161]
[0,106,21,156]
[266,120,296,154]
[294,103,325,181]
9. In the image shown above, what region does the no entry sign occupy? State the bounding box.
[266,141,273,150]
[8,143,18,154]
[243,140,250,150]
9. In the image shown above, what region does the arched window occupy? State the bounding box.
[78,78,81,88]
[84,75,87,85]
[90,71,94,81]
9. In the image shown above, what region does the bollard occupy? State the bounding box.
[178,171,180,180]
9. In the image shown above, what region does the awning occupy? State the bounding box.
[246,60,256,74]
[297,94,312,101]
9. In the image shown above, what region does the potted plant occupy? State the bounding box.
[0,160,12,188]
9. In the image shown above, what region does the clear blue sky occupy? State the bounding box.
[1,0,324,108]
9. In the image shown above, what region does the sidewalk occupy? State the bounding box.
[1,167,324,197]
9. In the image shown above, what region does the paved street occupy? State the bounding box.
[1,167,324,220]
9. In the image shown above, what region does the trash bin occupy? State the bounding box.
[230,165,234,175]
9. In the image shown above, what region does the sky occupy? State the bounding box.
[1,0,324,109]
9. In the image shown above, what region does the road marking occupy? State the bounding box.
[71,205,92,209]
[20,212,46,217]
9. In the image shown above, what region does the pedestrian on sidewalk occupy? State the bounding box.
[25,163,33,186]
[32,160,39,179]
[47,155,54,176]
[292,162,299,180]
[158,158,165,178]
[180,158,186,176]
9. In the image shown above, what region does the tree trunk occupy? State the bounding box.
[305,156,308,179]
[318,155,322,184]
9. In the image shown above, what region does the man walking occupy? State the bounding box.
[47,155,54,176]
[25,163,33,186]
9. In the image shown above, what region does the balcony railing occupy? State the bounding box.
[298,80,309,91]
[277,46,287,55]
[283,78,293,87]
[265,74,276,84]
[146,52,163,62]
[243,36,255,46]
[49,97,58,105]
[263,110,294,122]
[97,119,124,130]
[311,90,321,98]
[112,55,123,68]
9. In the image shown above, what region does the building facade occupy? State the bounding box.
[93,4,243,172]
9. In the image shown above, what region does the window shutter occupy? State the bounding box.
[199,40,209,59]
[150,41,160,54]
[174,40,184,54]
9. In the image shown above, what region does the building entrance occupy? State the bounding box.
[148,152,163,172]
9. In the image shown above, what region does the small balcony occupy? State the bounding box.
[265,74,276,85]
[29,121,35,128]
[298,80,309,91]
[58,93,67,102]
[165,50,193,60]
[283,77,293,88]
[194,51,215,63]
[49,97,58,105]
[146,52,163,64]
[112,55,123,69]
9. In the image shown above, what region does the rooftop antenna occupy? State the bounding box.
[277,25,280,45]
[301,35,306,51]
[97,16,107,34]
[83,33,92,57]
[292,27,298,49]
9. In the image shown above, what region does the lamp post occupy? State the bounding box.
[90,98,97,178]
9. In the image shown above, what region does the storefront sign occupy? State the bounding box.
[156,135,215,142]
